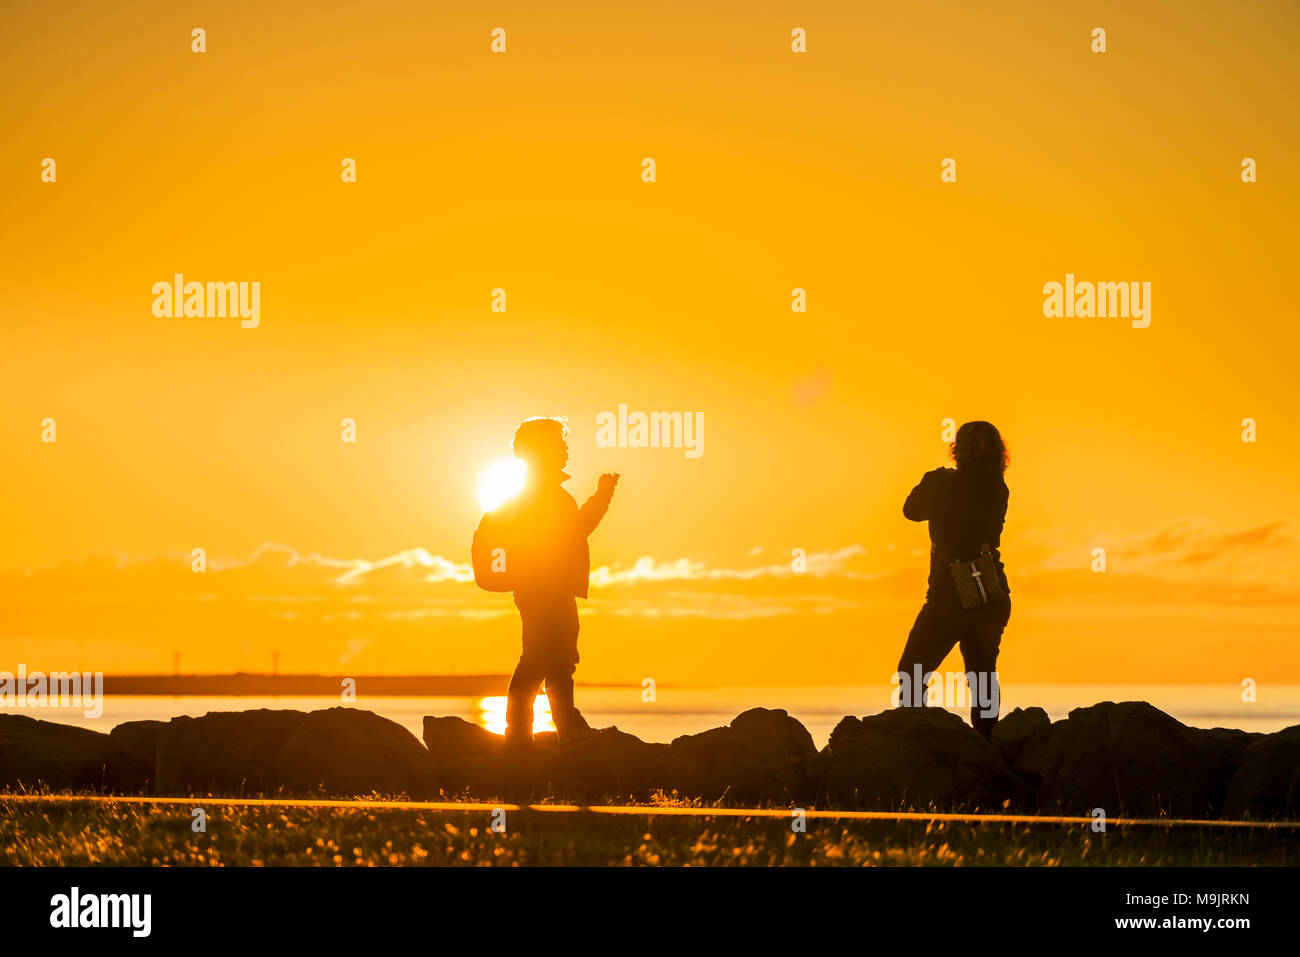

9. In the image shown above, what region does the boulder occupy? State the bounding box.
[546,728,669,800]
[824,707,1024,810]
[108,720,165,791]
[1222,725,1300,819]
[439,748,552,801]
[154,709,308,795]
[1015,701,1256,818]
[990,706,1051,771]
[12,698,1278,816]
[432,724,667,802]
[0,714,150,792]
[422,715,501,765]
[421,715,533,798]
[665,708,819,803]
[273,708,440,798]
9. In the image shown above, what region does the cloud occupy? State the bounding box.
[2,523,1296,679]
[2,519,1295,641]
[1137,521,1287,561]
[588,545,872,587]
[332,548,473,586]
[1027,519,1292,583]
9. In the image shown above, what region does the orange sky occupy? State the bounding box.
[2,1,1298,686]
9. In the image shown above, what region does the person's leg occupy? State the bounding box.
[506,597,552,745]
[958,599,1009,740]
[897,602,959,708]
[505,652,545,745]
[544,658,591,741]
[543,598,590,741]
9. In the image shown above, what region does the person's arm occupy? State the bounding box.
[578,473,619,536]
[902,468,947,522]
[985,483,1010,548]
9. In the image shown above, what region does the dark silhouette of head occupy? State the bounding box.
[513,416,570,476]
[950,421,1009,478]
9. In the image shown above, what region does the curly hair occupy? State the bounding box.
[949,420,1009,477]
[512,416,570,462]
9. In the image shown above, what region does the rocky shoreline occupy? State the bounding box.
[3,701,1296,819]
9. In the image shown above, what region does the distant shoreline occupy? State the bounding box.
[94,674,599,696]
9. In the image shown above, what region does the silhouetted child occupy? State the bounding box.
[480,417,617,748]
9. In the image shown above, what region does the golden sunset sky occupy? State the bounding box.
[2,1,1297,686]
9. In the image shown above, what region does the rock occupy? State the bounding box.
[429,710,820,804]
[273,708,440,799]
[665,708,819,803]
[421,715,538,799]
[440,749,552,801]
[432,725,667,802]
[546,728,669,800]
[991,706,1051,770]
[1016,701,1256,818]
[108,720,165,791]
[0,714,150,792]
[422,715,501,765]
[824,708,1024,810]
[1222,725,1300,819]
[12,698,1278,815]
[154,709,308,795]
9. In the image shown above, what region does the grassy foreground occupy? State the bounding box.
[3,795,1297,866]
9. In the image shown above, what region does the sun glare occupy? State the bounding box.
[477,695,555,735]
[477,457,527,512]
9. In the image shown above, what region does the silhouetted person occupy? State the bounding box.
[897,421,1011,740]
[490,417,618,748]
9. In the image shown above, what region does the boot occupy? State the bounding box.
[503,724,534,750]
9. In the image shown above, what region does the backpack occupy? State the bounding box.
[471,510,516,592]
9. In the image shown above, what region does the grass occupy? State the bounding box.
[3,793,1297,866]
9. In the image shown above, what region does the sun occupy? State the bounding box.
[477,457,527,512]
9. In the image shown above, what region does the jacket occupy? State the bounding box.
[495,470,612,601]
[904,467,1010,607]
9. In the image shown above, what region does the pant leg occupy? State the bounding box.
[897,602,960,707]
[513,595,584,739]
[958,598,1009,740]
[539,598,587,737]
[543,658,590,739]
[505,652,546,742]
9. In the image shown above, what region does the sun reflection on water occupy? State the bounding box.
[477,695,555,735]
